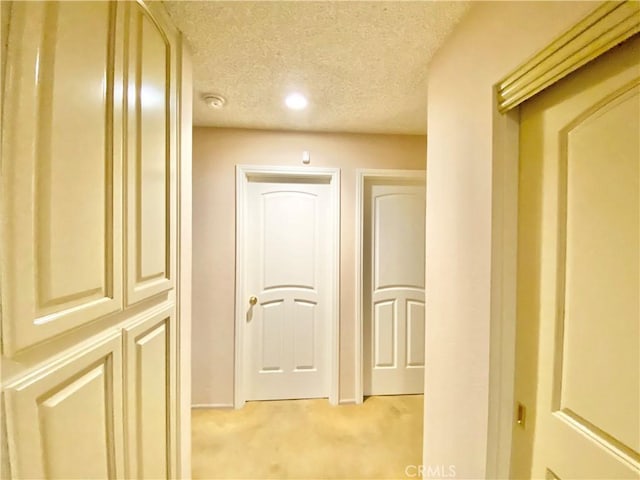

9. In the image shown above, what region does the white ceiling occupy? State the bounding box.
[163,1,470,135]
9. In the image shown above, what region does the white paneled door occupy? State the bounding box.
[239,169,337,401]
[363,175,426,396]
[0,2,186,479]
[511,35,639,479]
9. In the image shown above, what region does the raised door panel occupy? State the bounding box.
[124,307,176,479]
[125,2,175,305]
[292,300,317,371]
[3,334,124,479]
[262,192,317,289]
[0,1,124,354]
[406,300,426,368]
[373,300,396,368]
[559,85,640,456]
[259,301,285,372]
[374,192,425,290]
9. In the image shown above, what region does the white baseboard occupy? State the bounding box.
[193,399,358,408]
[192,403,234,409]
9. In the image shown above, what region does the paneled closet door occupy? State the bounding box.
[123,306,177,480]
[121,3,179,478]
[3,334,125,479]
[0,0,125,355]
[0,1,182,479]
[125,1,176,306]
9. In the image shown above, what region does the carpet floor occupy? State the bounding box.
[192,394,424,479]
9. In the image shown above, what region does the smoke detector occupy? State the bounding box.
[203,94,226,109]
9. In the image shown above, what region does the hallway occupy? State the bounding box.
[3,2,638,479]
[192,395,423,479]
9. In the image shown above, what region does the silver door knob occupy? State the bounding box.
[249,296,258,306]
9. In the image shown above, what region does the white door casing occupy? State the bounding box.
[356,170,426,401]
[235,166,340,407]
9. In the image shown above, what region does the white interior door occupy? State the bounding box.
[363,176,426,396]
[511,35,640,479]
[242,174,334,401]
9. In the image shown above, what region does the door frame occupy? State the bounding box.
[176,32,192,480]
[354,169,426,404]
[234,165,340,408]
[486,3,640,477]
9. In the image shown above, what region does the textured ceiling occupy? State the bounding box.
[163,1,470,135]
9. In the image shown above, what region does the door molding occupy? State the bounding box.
[234,165,340,408]
[497,1,640,113]
[176,31,192,480]
[488,2,640,477]
[354,169,425,404]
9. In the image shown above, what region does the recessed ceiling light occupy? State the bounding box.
[285,93,308,110]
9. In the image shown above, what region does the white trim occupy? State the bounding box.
[192,403,234,409]
[354,169,426,404]
[176,34,192,480]
[234,165,340,408]
[486,106,519,479]
[496,1,640,112]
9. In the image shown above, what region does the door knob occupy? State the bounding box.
[249,296,258,306]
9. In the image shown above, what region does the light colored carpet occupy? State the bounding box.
[192,395,424,479]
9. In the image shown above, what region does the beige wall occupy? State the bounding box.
[424,1,598,478]
[192,127,426,406]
